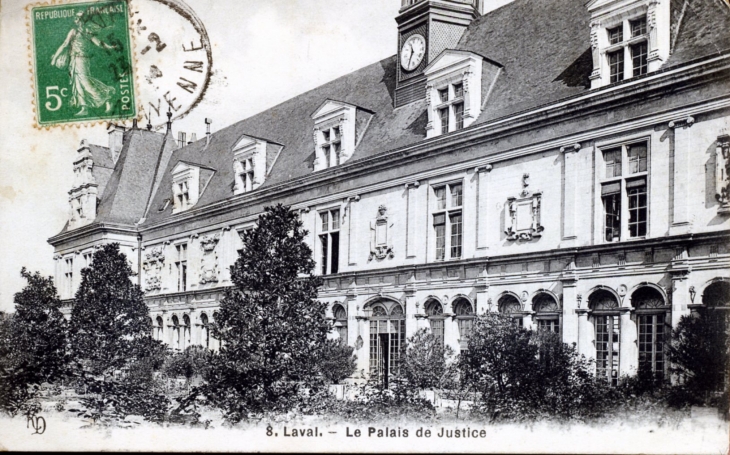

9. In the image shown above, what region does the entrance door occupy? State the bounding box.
[368,302,405,387]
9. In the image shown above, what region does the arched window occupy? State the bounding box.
[171,315,181,350]
[425,299,445,347]
[632,286,669,379]
[333,304,348,345]
[200,313,210,349]
[701,280,730,390]
[368,300,406,387]
[498,294,523,327]
[155,316,164,341]
[182,314,191,350]
[534,293,560,334]
[453,297,475,351]
[590,289,621,385]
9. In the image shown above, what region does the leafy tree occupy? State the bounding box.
[67,243,168,424]
[399,328,457,390]
[669,313,729,401]
[0,269,67,416]
[203,204,330,422]
[460,313,613,421]
[164,345,211,383]
[316,339,357,385]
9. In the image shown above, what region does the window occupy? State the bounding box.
[453,298,474,351]
[632,287,668,379]
[589,289,621,385]
[175,181,190,209]
[182,314,191,350]
[534,293,560,334]
[200,313,210,349]
[434,82,466,134]
[319,125,342,169]
[600,141,649,242]
[64,257,73,297]
[172,315,181,350]
[155,316,164,341]
[83,252,93,269]
[175,243,188,292]
[701,281,730,391]
[368,301,406,388]
[333,304,348,345]
[319,209,340,275]
[602,15,649,83]
[235,157,255,193]
[432,182,463,260]
[498,295,523,327]
[425,300,445,348]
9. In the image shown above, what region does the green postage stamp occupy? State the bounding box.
[29,0,136,127]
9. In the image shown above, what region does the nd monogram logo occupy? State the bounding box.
[27,415,46,435]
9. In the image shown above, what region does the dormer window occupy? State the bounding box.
[171,161,213,214]
[588,0,669,89]
[424,50,500,139]
[311,100,372,172]
[232,135,281,195]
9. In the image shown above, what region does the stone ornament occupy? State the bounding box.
[504,173,544,241]
[199,234,221,284]
[142,246,166,292]
[369,205,395,261]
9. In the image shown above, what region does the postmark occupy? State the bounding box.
[30,0,136,127]
[130,0,213,129]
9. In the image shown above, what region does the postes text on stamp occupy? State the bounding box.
[30,0,136,126]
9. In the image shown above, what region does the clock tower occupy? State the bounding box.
[395,0,483,107]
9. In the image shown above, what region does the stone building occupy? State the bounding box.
[49,0,730,386]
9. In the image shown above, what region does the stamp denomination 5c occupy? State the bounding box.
[30,0,136,127]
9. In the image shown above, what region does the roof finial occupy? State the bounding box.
[166,107,173,133]
[146,108,153,131]
[132,118,138,129]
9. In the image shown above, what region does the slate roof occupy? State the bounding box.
[88,144,115,200]
[61,0,730,233]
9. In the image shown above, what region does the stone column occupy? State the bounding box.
[575,309,593,359]
[345,196,360,266]
[669,117,694,235]
[404,182,420,258]
[475,165,492,250]
[561,144,581,246]
[561,276,579,347]
[619,308,637,376]
[670,268,691,328]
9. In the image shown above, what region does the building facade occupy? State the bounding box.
[49,0,730,386]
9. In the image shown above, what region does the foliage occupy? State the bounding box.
[668,313,729,402]
[315,340,357,385]
[164,345,212,381]
[460,313,616,422]
[67,243,169,424]
[399,328,457,390]
[203,205,331,422]
[0,269,67,416]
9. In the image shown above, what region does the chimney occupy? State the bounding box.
[108,124,125,164]
[178,132,186,148]
[189,133,197,144]
[205,118,212,147]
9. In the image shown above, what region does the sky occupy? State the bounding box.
[0,0,514,312]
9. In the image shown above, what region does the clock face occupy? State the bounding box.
[400,34,426,72]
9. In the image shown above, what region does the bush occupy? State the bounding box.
[316,340,357,384]
[398,328,457,390]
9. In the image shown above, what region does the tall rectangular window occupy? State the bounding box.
[608,50,624,83]
[638,314,665,379]
[453,103,464,131]
[429,318,445,347]
[319,209,340,275]
[595,315,620,386]
[176,243,188,292]
[64,258,73,297]
[439,108,449,134]
[600,141,649,243]
[320,126,342,169]
[432,182,463,261]
[631,42,648,77]
[627,178,647,238]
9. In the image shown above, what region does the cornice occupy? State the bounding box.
[48,222,139,246]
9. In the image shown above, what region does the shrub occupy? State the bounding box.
[399,328,457,390]
[316,340,357,384]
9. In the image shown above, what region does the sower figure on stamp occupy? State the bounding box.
[51,11,118,116]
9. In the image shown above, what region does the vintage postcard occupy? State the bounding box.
[0,0,728,452]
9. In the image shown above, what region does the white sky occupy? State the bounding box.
[0,0,514,312]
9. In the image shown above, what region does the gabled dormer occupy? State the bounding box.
[171,161,215,213]
[231,134,283,195]
[588,0,670,88]
[423,50,500,138]
[311,100,373,172]
[68,139,100,229]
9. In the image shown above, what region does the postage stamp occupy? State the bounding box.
[29,0,136,127]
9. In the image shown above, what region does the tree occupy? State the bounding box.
[203,204,331,422]
[316,339,357,385]
[0,269,67,416]
[459,313,613,421]
[669,313,730,400]
[399,328,457,390]
[67,243,168,424]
